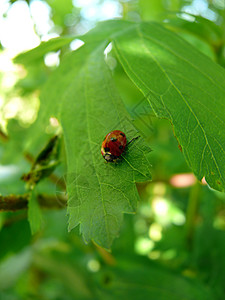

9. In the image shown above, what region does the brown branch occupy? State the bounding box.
[0,194,29,211]
[0,193,67,212]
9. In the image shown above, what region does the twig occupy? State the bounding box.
[0,193,67,212]
[0,194,29,211]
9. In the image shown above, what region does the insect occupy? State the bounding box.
[101,130,139,162]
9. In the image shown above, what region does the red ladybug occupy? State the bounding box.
[101,130,139,162]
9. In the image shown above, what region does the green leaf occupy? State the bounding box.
[40,42,97,122]
[166,15,222,48]
[13,20,131,67]
[34,19,225,249]
[14,36,75,65]
[28,191,42,234]
[82,20,133,43]
[22,135,60,188]
[38,21,133,127]
[59,42,151,249]
[96,260,215,300]
[113,22,225,192]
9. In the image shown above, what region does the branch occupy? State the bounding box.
[0,194,29,211]
[0,193,67,212]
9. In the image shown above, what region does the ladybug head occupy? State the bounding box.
[103,152,118,162]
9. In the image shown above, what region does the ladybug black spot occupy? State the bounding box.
[104,147,110,152]
[120,133,125,137]
[119,145,123,149]
[111,137,117,142]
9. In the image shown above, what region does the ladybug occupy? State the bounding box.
[101,130,139,162]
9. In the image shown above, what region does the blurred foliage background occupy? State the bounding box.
[0,0,225,299]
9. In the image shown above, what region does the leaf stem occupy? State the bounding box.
[95,244,116,266]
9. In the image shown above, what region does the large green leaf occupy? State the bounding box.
[60,42,151,249]
[113,22,225,192]
[28,22,151,249]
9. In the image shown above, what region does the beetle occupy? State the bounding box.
[101,130,139,162]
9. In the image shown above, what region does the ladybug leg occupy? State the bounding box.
[115,157,122,163]
[127,136,140,146]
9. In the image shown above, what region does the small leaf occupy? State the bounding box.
[28,191,42,234]
[14,36,75,65]
[34,135,60,166]
[22,135,60,188]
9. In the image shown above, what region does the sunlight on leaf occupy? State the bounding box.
[60,42,151,249]
[113,22,225,192]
